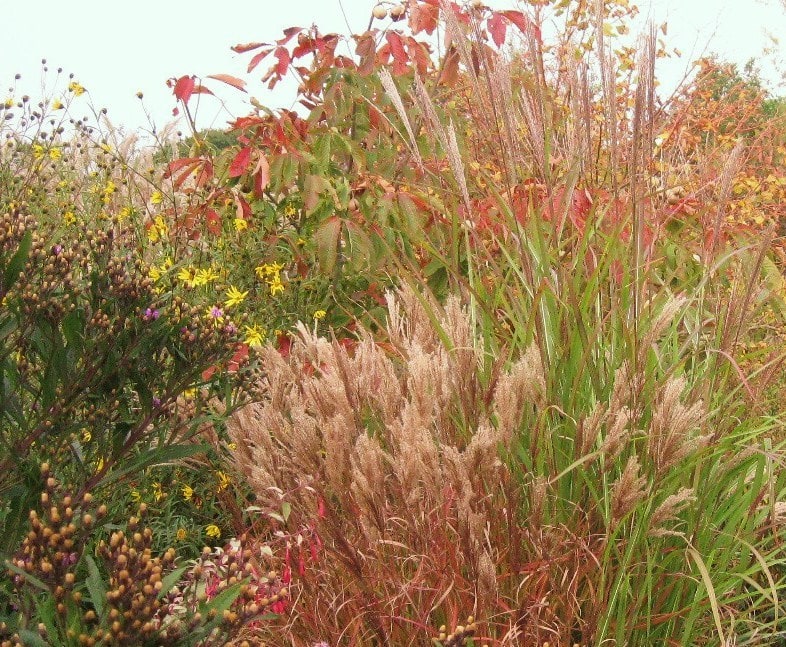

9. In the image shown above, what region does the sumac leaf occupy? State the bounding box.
[229,147,252,177]
[173,75,196,104]
[207,74,247,93]
[488,12,507,47]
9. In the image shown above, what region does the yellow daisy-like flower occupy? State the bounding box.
[63,211,76,225]
[313,310,326,320]
[48,147,62,161]
[225,286,248,309]
[216,471,231,492]
[254,262,284,279]
[176,528,188,542]
[147,216,169,243]
[233,217,248,232]
[68,81,85,96]
[194,267,219,286]
[269,278,285,296]
[177,266,197,288]
[151,482,166,502]
[182,484,194,501]
[150,191,163,205]
[183,386,199,400]
[205,524,221,539]
[32,144,45,160]
[243,323,266,349]
[130,490,142,503]
[51,98,64,110]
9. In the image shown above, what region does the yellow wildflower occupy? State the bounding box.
[233,217,248,232]
[81,429,92,443]
[182,484,194,501]
[183,386,199,399]
[254,262,284,279]
[177,266,197,287]
[68,81,85,96]
[130,490,142,503]
[269,278,284,296]
[32,144,44,160]
[193,267,219,286]
[48,147,62,161]
[224,286,248,308]
[151,191,163,205]
[176,528,188,542]
[205,524,221,539]
[51,98,64,110]
[118,206,132,221]
[216,471,231,492]
[63,211,76,225]
[243,323,265,348]
[101,181,116,204]
[147,216,169,243]
[313,310,326,320]
[152,482,166,502]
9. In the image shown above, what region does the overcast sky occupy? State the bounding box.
[1,0,785,136]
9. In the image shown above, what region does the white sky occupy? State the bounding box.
[1,0,785,136]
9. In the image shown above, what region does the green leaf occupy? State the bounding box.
[98,443,209,488]
[84,555,106,619]
[313,216,342,275]
[201,581,244,615]
[157,564,189,600]
[3,230,32,293]
[5,559,50,592]
[17,630,48,647]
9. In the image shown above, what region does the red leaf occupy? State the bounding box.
[386,32,409,76]
[234,193,252,221]
[231,115,265,130]
[163,156,203,180]
[407,37,431,75]
[488,12,507,47]
[246,47,274,73]
[275,46,291,76]
[228,343,249,372]
[205,209,222,236]
[191,84,214,97]
[253,154,270,197]
[229,147,252,177]
[232,41,267,53]
[499,10,541,42]
[277,26,303,46]
[409,2,439,35]
[277,333,292,358]
[207,74,247,93]
[173,75,196,104]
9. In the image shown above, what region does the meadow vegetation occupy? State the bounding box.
[2,0,786,644]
